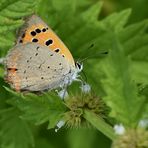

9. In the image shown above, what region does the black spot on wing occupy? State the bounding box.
[35,53,38,56]
[42,28,46,32]
[36,46,40,50]
[32,38,38,42]
[31,31,36,36]
[42,27,49,32]
[22,33,25,38]
[45,39,53,46]
[54,48,60,53]
[35,28,41,33]
[19,39,23,43]
[7,68,18,71]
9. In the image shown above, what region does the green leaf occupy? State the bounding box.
[0,107,34,148]
[101,33,146,128]
[0,36,14,48]
[120,20,148,60]
[0,0,39,19]
[50,0,76,11]
[4,86,24,97]
[101,9,131,32]
[139,85,148,119]
[0,31,15,56]
[84,110,116,140]
[120,20,148,85]
[81,1,103,23]
[0,80,12,110]
[37,0,80,28]
[0,16,23,34]
[7,92,67,129]
[0,0,40,54]
[131,61,148,85]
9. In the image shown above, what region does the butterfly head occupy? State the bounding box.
[75,61,83,73]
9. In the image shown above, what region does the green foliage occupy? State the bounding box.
[0,0,40,54]
[6,88,66,129]
[0,107,34,148]
[101,9,131,32]
[119,20,148,82]
[101,34,146,127]
[67,129,111,148]
[0,0,148,148]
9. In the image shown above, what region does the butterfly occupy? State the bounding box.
[4,15,82,92]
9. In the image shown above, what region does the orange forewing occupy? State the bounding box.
[18,16,75,66]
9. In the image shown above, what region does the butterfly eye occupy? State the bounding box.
[77,63,81,69]
[75,62,83,71]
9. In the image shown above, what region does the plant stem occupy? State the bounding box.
[83,109,117,140]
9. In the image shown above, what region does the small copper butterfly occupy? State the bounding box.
[4,15,82,92]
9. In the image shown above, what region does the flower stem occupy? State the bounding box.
[83,109,117,140]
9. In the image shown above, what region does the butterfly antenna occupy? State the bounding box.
[78,51,108,63]
[76,43,108,63]
[81,70,88,83]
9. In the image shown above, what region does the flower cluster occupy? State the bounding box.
[63,93,109,128]
[112,128,148,148]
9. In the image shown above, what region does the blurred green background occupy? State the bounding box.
[0,0,148,148]
[100,0,148,23]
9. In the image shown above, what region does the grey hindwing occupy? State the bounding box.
[6,43,73,91]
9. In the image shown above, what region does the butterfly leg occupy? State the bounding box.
[60,75,77,99]
[75,76,91,93]
[57,88,68,99]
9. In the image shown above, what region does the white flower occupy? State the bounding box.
[55,120,65,132]
[139,119,148,128]
[80,83,91,93]
[114,124,125,135]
